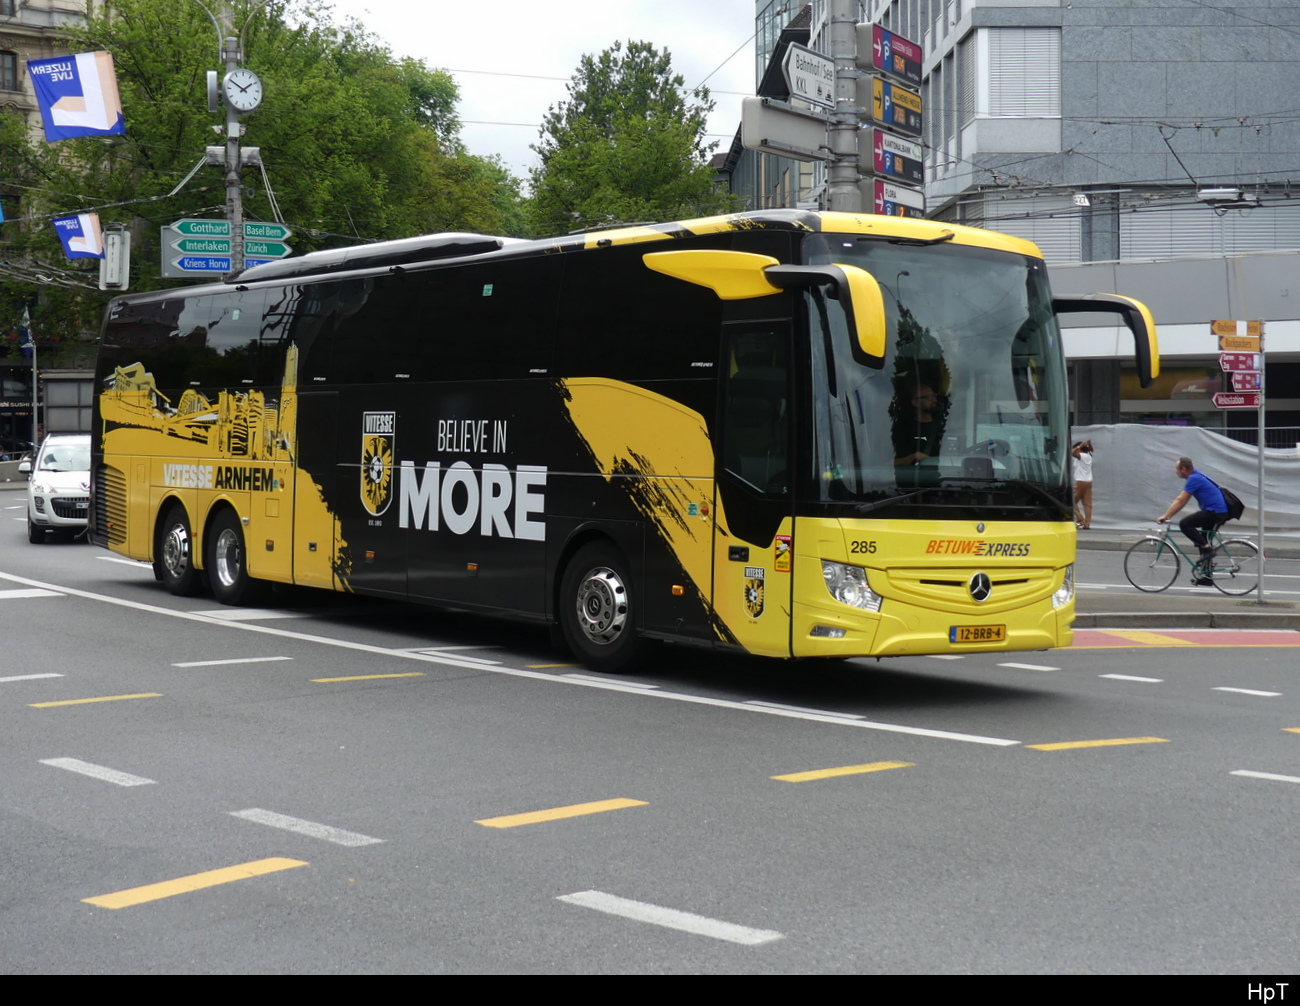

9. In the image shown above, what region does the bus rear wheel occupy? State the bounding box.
[561,542,639,673]
[206,510,270,606]
[156,505,204,596]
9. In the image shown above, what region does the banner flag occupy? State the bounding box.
[27,51,126,142]
[52,212,105,259]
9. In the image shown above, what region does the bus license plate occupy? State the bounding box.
[950,624,1006,643]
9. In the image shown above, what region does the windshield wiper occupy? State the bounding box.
[940,476,1072,517]
[872,230,955,247]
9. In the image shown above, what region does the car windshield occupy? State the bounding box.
[39,443,90,472]
[803,233,1070,517]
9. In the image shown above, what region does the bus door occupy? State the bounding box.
[711,318,796,658]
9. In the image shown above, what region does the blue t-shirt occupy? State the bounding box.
[1185,470,1228,513]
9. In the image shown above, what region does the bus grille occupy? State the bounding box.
[95,464,128,547]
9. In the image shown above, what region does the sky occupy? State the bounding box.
[320,0,764,182]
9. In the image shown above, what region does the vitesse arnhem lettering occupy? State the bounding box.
[398,460,546,540]
[162,463,276,491]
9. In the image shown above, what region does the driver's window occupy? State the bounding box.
[720,324,789,496]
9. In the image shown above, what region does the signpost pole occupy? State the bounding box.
[1257,328,1266,604]
[827,0,862,212]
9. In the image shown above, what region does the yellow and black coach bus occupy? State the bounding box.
[90,209,1157,671]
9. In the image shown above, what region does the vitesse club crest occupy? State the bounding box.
[360,412,395,515]
[743,566,765,619]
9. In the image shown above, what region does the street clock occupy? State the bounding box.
[222,68,263,112]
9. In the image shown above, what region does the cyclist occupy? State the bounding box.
[1156,456,1230,586]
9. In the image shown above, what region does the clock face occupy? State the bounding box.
[223,68,262,112]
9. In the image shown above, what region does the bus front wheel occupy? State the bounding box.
[206,509,270,606]
[156,505,204,597]
[561,542,639,673]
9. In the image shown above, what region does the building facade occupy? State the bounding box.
[1,1,85,129]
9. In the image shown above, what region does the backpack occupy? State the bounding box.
[1211,480,1246,521]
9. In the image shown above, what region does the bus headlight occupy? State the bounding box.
[1052,565,1074,609]
[821,560,883,612]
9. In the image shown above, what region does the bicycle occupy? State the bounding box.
[1123,522,1260,596]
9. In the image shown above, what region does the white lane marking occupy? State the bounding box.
[1213,687,1281,697]
[925,655,965,660]
[1101,674,1164,683]
[40,757,156,787]
[408,648,501,665]
[0,673,63,683]
[403,645,499,653]
[0,588,63,599]
[230,808,384,847]
[564,673,659,690]
[192,608,303,621]
[172,656,294,668]
[746,700,863,719]
[557,890,784,946]
[0,571,1022,745]
[95,555,153,568]
[1232,770,1300,785]
[998,662,1058,672]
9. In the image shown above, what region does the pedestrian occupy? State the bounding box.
[1156,455,1230,586]
[1072,439,1093,529]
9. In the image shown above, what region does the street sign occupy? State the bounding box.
[858,24,923,86]
[1211,319,1262,337]
[870,78,923,138]
[741,96,832,162]
[781,43,836,111]
[1218,334,1260,352]
[1213,392,1261,409]
[173,237,233,255]
[172,218,232,237]
[868,179,925,217]
[243,240,291,258]
[1219,352,1262,372]
[243,221,292,241]
[862,127,924,185]
[1231,372,1262,392]
[168,219,294,241]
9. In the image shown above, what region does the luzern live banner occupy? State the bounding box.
[27,51,125,142]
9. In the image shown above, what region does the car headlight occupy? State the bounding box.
[1052,565,1074,609]
[32,481,50,495]
[822,560,883,612]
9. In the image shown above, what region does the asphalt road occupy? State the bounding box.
[2,506,1298,975]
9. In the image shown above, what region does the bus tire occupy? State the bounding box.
[560,542,640,673]
[206,509,270,606]
[156,504,205,597]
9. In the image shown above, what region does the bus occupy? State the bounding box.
[90,209,1157,671]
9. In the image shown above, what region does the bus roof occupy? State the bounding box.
[116,210,1045,305]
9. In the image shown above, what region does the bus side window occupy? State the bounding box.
[721,324,790,496]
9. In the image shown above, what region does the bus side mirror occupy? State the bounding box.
[1053,293,1159,388]
[641,250,887,362]
[764,263,887,362]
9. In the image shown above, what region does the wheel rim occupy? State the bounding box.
[574,566,628,646]
[162,522,190,577]
[213,527,242,588]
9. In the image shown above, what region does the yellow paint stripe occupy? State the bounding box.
[311,673,426,683]
[773,761,914,783]
[83,857,308,909]
[1098,630,1197,646]
[525,663,581,669]
[1284,728,1300,734]
[1027,736,1169,751]
[476,798,647,829]
[30,693,163,708]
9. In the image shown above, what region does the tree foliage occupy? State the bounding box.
[0,0,526,365]
[529,40,736,237]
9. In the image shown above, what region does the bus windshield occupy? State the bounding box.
[804,233,1070,516]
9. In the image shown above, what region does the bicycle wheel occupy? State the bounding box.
[1211,538,1260,596]
[1124,537,1180,592]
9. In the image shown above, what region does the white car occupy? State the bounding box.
[22,433,91,543]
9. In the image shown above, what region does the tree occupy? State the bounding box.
[0,0,527,366]
[529,40,736,237]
